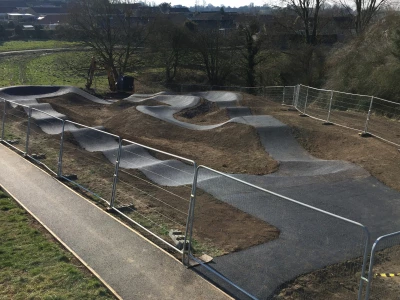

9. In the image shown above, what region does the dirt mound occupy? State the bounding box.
[105,106,278,175]
[110,99,167,109]
[40,93,99,106]
[174,98,229,125]
[239,92,400,192]
[39,94,115,126]
[34,93,280,258]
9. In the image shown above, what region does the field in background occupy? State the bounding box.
[0,40,78,52]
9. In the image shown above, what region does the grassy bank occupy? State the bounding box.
[0,189,116,299]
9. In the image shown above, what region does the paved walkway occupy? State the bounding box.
[0,144,230,300]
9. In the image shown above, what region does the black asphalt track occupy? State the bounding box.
[1,86,399,299]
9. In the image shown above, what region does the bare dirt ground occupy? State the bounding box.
[37,92,400,298]
[274,245,400,300]
[36,94,280,257]
[40,94,278,176]
[241,93,400,299]
[241,94,400,192]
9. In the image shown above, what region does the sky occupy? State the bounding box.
[152,0,283,8]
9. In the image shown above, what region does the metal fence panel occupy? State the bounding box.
[283,86,296,105]
[303,87,332,121]
[239,86,263,96]
[264,86,285,103]
[188,166,369,300]
[210,85,242,92]
[367,98,400,147]
[0,98,5,141]
[27,108,64,175]
[296,85,309,113]
[364,231,400,299]
[180,84,212,93]
[60,120,120,205]
[329,91,372,131]
[2,100,30,154]
[114,139,195,255]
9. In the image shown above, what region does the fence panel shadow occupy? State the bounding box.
[188,166,369,300]
[60,121,120,206]
[114,139,195,256]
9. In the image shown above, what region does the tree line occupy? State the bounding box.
[63,0,394,91]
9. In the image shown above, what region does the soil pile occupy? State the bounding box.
[174,98,229,125]
[105,105,278,175]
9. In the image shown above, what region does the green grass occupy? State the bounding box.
[0,40,79,52]
[0,190,116,300]
[0,51,112,93]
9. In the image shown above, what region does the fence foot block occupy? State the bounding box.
[59,174,78,181]
[322,122,334,126]
[359,132,372,138]
[169,229,189,250]
[105,206,116,213]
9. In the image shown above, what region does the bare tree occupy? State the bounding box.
[236,18,269,87]
[148,17,190,83]
[287,0,325,44]
[68,0,147,81]
[193,29,233,86]
[340,0,388,34]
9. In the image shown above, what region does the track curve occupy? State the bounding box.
[1,85,400,299]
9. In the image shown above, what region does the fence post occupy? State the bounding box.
[363,234,383,300]
[182,163,199,266]
[110,138,122,208]
[1,99,6,141]
[363,96,374,135]
[356,226,371,300]
[282,86,286,105]
[292,86,296,106]
[57,120,66,178]
[303,86,309,114]
[326,90,334,123]
[25,107,32,156]
[295,85,301,108]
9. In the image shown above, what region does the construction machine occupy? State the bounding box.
[86,57,134,93]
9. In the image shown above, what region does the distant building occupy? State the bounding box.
[0,7,18,23]
[189,11,236,30]
[30,6,68,16]
[7,13,36,24]
[37,14,69,29]
[170,7,190,14]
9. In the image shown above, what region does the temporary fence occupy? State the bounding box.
[0,84,399,299]
[186,166,370,299]
[0,99,5,142]
[173,83,296,104]
[27,107,65,175]
[368,97,400,146]
[294,85,400,147]
[59,121,120,205]
[363,231,400,300]
[113,139,196,256]
[1,100,31,155]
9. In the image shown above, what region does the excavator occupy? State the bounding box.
[86,57,134,93]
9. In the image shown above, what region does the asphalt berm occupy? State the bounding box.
[1,85,400,299]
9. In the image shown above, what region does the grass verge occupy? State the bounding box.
[0,189,116,300]
[0,40,79,52]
